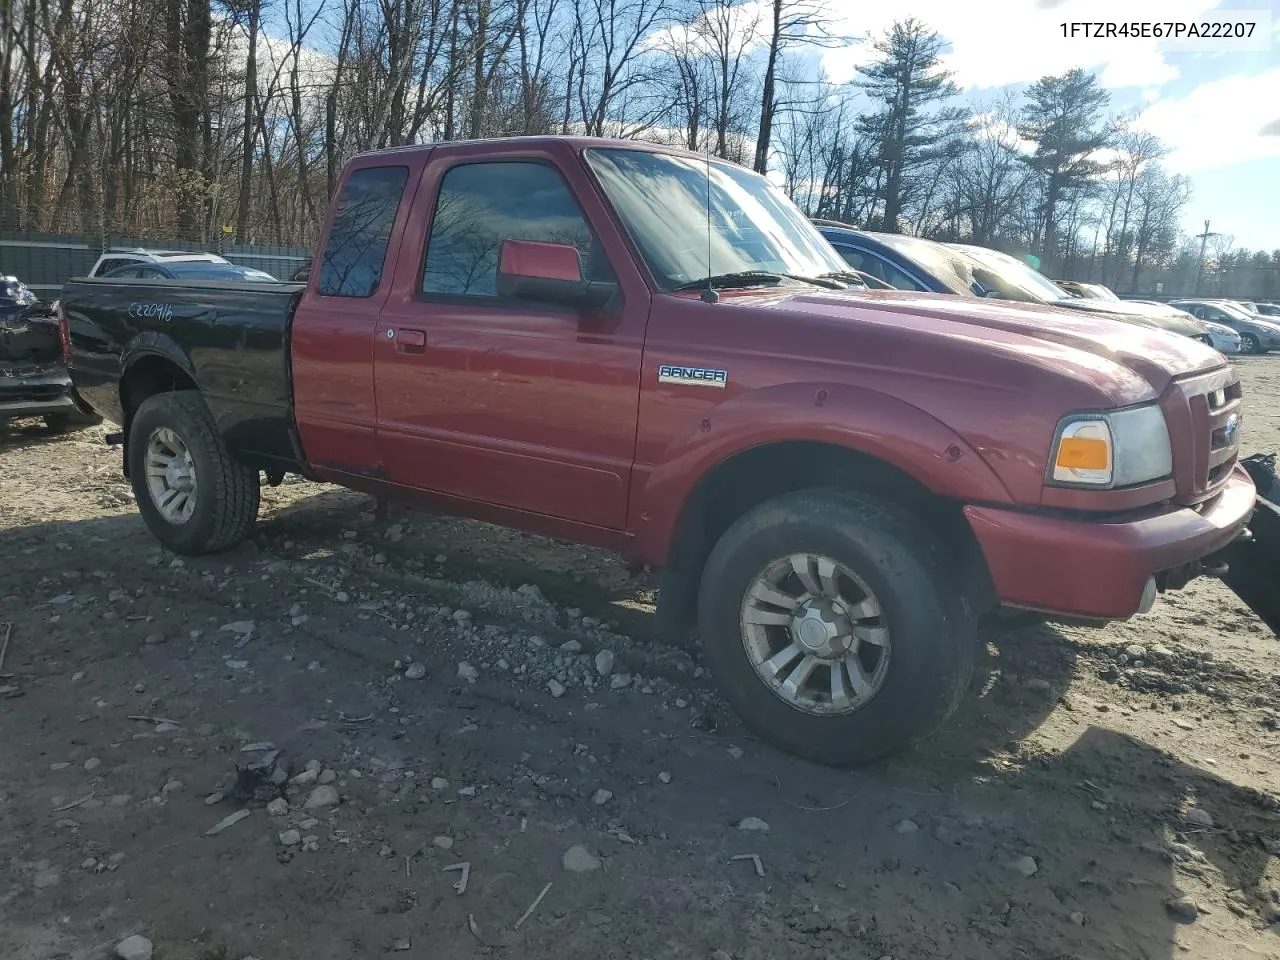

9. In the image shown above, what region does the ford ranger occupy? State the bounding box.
[57,137,1257,766]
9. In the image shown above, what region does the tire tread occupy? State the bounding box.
[129,391,259,553]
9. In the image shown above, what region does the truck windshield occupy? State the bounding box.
[585,148,848,290]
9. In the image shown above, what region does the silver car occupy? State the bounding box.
[1201,319,1242,354]
[1172,299,1280,354]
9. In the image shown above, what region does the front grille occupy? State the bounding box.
[1161,367,1242,504]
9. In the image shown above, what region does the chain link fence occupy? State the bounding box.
[0,226,310,295]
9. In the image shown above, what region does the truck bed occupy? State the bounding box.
[61,278,307,472]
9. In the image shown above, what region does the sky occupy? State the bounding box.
[265,0,1279,251]
[816,0,1280,251]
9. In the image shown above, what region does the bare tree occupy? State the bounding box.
[753,0,838,174]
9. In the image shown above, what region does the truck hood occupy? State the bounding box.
[743,288,1224,397]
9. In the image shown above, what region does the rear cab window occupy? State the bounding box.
[318,166,410,297]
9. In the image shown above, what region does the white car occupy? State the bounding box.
[86,249,268,279]
[1201,320,1242,354]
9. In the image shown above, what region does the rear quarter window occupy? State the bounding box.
[95,257,140,276]
[318,166,410,298]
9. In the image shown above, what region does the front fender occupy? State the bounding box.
[633,381,1015,565]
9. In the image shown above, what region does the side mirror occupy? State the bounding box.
[495,239,614,311]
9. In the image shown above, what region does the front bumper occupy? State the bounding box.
[965,465,1256,619]
[0,361,78,420]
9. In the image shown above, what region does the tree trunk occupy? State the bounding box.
[235,0,260,243]
[753,0,781,174]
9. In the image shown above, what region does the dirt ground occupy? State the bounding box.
[2,359,1279,960]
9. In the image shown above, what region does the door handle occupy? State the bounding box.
[395,328,426,353]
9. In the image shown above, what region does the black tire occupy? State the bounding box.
[697,489,975,767]
[127,390,260,554]
[1242,333,1261,354]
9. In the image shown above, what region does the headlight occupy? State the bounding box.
[1049,404,1172,488]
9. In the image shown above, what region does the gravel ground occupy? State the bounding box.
[2,357,1279,960]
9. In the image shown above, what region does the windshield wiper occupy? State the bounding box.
[673,270,846,293]
[816,270,882,289]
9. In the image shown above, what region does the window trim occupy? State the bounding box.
[414,156,621,314]
[316,164,411,300]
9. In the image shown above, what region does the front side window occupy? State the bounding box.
[422,161,612,297]
[832,245,923,291]
[585,148,848,289]
[318,166,409,298]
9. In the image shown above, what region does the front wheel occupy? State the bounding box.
[127,391,260,554]
[1242,333,1261,354]
[697,489,975,767]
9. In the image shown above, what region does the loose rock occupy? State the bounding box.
[205,809,251,836]
[305,785,340,809]
[266,797,289,817]
[548,679,567,698]
[560,639,583,654]
[609,673,632,690]
[894,819,919,834]
[562,845,602,873]
[737,817,770,832]
[115,935,154,960]
[404,662,427,680]
[279,829,301,846]
[433,835,455,850]
[1165,896,1199,923]
[1185,807,1214,828]
[657,771,672,784]
[595,650,615,677]
[457,661,479,684]
[1010,856,1038,877]
[593,789,613,806]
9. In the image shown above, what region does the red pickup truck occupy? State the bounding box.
[58,137,1256,766]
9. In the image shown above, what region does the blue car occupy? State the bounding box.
[813,221,974,295]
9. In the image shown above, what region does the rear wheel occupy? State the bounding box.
[127,391,260,554]
[697,489,975,766]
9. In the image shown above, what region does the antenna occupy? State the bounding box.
[700,150,718,303]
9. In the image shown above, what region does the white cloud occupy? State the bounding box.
[1135,67,1280,172]
[818,0,1239,91]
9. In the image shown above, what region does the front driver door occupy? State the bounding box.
[373,151,649,531]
